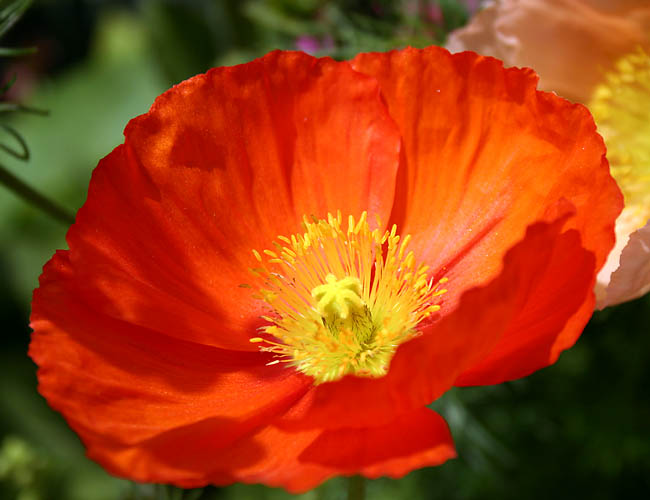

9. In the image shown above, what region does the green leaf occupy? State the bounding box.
[0,0,31,38]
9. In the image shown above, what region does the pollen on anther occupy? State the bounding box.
[246,211,449,384]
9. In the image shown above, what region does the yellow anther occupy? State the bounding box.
[590,47,650,230]
[247,212,449,384]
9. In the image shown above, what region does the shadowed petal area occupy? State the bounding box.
[29,250,311,481]
[600,222,650,307]
[280,211,594,429]
[66,51,401,351]
[455,213,596,385]
[298,407,455,481]
[351,47,619,310]
[85,406,453,493]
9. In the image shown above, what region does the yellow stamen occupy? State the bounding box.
[247,211,447,384]
[590,47,650,239]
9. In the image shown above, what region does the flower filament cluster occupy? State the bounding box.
[249,212,447,384]
[590,47,650,234]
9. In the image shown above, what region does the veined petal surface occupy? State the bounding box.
[65,51,401,351]
[351,47,620,380]
[30,251,311,481]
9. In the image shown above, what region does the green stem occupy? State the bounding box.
[0,46,37,57]
[347,475,366,500]
[0,102,50,115]
[0,163,74,225]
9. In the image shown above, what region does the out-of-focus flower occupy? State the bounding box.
[447,0,650,307]
[426,3,444,25]
[446,0,650,103]
[463,0,484,16]
[294,35,335,55]
[295,35,321,54]
[29,47,620,492]
[590,49,650,305]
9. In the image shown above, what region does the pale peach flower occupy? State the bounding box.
[447,0,650,307]
[446,0,650,102]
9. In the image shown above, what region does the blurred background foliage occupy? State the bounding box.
[0,0,648,499]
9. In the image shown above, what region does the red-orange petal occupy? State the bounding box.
[84,406,454,493]
[298,407,455,483]
[65,51,401,351]
[351,47,619,310]
[454,213,597,385]
[351,47,620,377]
[280,209,593,429]
[30,251,310,465]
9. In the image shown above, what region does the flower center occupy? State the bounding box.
[248,212,447,384]
[590,47,650,239]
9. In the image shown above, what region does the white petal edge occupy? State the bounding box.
[597,220,650,308]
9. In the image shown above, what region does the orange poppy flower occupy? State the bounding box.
[29,47,621,492]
